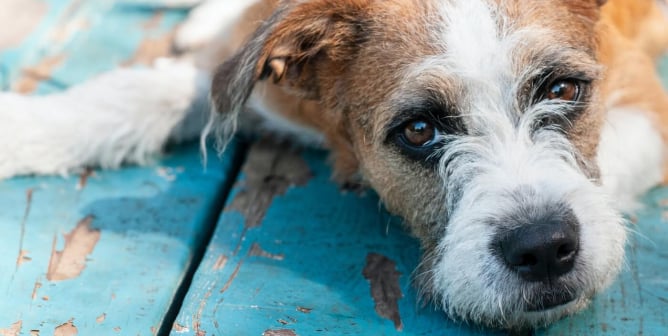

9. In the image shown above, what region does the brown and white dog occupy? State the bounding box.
[204,0,668,329]
[2,0,668,330]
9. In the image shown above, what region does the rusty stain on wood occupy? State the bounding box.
[249,243,285,261]
[212,255,228,270]
[95,313,105,324]
[53,320,77,336]
[296,306,312,314]
[142,11,164,30]
[121,12,176,66]
[31,280,42,300]
[172,323,188,332]
[122,30,176,66]
[41,296,49,301]
[0,321,22,336]
[227,140,312,229]
[362,253,404,331]
[193,287,213,335]
[0,0,47,49]
[220,261,244,294]
[16,250,31,267]
[262,330,297,336]
[13,54,66,93]
[46,216,101,281]
[16,189,33,269]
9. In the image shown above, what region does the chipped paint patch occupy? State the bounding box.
[212,255,228,270]
[53,320,77,336]
[16,250,31,267]
[122,12,176,66]
[172,323,188,333]
[156,167,178,181]
[0,0,47,49]
[0,321,22,336]
[249,243,284,261]
[46,216,101,281]
[296,307,312,314]
[29,330,39,336]
[95,313,106,324]
[31,280,42,300]
[16,189,33,269]
[362,253,404,331]
[263,330,297,336]
[13,54,67,93]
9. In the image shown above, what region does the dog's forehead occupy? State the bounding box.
[354,0,599,124]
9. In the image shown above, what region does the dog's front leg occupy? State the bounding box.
[0,60,210,179]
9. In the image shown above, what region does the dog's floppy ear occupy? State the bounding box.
[211,0,370,116]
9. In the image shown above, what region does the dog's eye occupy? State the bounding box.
[546,79,580,101]
[402,120,438,147]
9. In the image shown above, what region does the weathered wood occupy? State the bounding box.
[0,142,241,335]
[172,141,506,335]
[176,114,668,335]
[0,1,243,335]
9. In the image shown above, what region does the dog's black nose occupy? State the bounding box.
[497,216,579,283]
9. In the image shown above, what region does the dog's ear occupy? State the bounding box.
[211,1,369,116]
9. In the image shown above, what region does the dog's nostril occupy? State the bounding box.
[557,243,577,262]
[516,253,538,267]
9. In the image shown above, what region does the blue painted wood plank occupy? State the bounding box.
[0,142,240,335]
[172,142,505,336]
[175,57,668,335]
[0,0,187,94]
[0,1,241,335]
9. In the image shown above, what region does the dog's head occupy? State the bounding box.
[211,0,626,329]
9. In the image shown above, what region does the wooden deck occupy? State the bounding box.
[1,2,667,335]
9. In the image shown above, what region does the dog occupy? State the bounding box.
[2,0,668,330]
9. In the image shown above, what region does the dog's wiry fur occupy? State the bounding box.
[205,0,668,328]
[2,0,668,330]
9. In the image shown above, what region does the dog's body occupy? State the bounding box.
[2,0,668,330]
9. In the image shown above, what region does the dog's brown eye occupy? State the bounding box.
[546,80,580,101]
[404,120,436,146]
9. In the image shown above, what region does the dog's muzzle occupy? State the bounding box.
[492,205,581,311]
